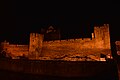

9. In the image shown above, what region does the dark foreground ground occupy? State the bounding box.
[0,69,118,80]
[0,59,119,80]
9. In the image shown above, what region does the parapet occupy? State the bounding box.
[30,33,44,37]
[1,40,9,45]
[30,33,35,36]
[94,24,109,29]
[83,38,91,41]
[43,38,92,44]
[104,24,109,27]
[9,44,28,47]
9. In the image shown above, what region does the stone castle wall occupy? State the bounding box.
[1,42,29,57]
[28,24,111,59]
[42,38,95,58]
[41,37,110,59]
[0,24,112,59]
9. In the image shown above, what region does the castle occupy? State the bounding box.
[0,24,113,61]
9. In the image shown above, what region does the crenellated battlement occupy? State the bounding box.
[43,38,92,43]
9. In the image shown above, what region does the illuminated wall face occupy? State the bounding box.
[1,43,29,57]
[1,24,112,60]
[42,39,111,59]
[94,24,111,49]
[30,24,111,59]
[29,33,44,52]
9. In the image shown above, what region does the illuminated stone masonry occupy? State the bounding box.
[0,24,113,61]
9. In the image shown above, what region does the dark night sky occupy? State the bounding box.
[1,0,120,44]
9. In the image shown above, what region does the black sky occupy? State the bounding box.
[1,0,120,44]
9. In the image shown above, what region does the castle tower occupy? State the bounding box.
[29,33,44,58]
[94,26,103,48]
[102,24,111,49]
[93,24,111,49]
